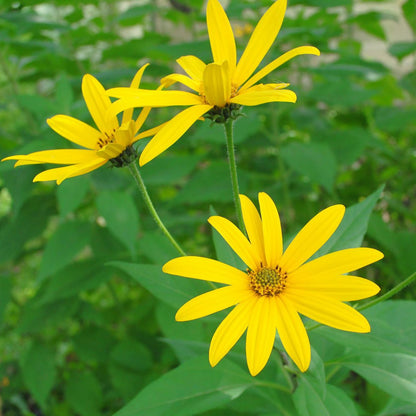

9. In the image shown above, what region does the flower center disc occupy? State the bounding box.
[249,267,286,297]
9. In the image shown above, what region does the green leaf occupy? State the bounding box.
[65,371,103,416]
[110,339,153,372]
[374,107,416,134]
[113,355,253,416]
[20,342,56,407]
[402,0,416,34]
[323,385,359,416]
[0,276,12,323]
[137,232,180,264]
[111,262,208,309]
[96,191,140,258]
[351,12,388,40]
[57,175,90,216]
[341,352,416,404]
[281,142,337,192]
[37,220,91,282]
[73,326,116,363]
[389,41,416,61]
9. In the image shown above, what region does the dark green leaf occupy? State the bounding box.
[110,339,153,372]
[389,41,416,61]
[73,326,116,363]
[0,276,12,323]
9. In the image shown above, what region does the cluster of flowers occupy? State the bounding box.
[3,0,383,376]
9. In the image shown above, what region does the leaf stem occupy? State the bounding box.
[224,119,244,231]
[127,162,186,257]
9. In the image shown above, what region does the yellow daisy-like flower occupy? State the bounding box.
[2,65,161,184]
[108,0,320,166]
[163,192,383,376]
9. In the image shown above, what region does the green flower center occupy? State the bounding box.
[204,103,243,124]
[248,266,287,297]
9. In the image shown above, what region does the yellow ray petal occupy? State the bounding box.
[234,0,287,87]
[240,46,321,92]
[3,149,97,166]
[209,296,257,367]
[177,55,207,82]
[96,143,124,159]
[246,296,277,376]
[291,248,384,281]
[33,157,107,184]
[274,296,311,372]
[230,88,296,106]
[163,256,249,286]
[239,194,266,265]
[287,276,380,302]
[203,61,231,107]
[285,291,371,333]
[114,120,135,147]
[280,205,345,273]
[176,285,253,321]
[208,215,260,271]
[161,73,200,92]
[139,104,212,166]
[206,0,236,72]
[134,107,152,134]
[82,74,119,134]
[132,121,167,144]
[47,115,101,150]
[122,63,149,125]
[259,192,283,269]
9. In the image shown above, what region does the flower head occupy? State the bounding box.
[163,193,383,376]
[108,0,320,166]
[2,65,161,184]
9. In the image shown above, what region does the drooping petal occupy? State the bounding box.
[82,74,119,134]
[258,192,283,269]
[177,55,207,82]
[206,0,236,72]
[134,107,152,134]
[279,205,345,273]
[234,0,287,87]
[132,122,167,144]
[139,104,212,166]
[246,296,277,376]
[163,256,249,286]
[122,63,149,125]
[47,115,101,149]
[3,149,97,166]
[231,88,296,106]
[209,296,257,367]
[33,157,107,184]
[161,73,200,92]
[285,291,371,333]
[239,194,266,265]
[203,61,231,107]
[176,285,253,321]
[208,215,260,271]
[274,296,311,372]
[240,46,321,92]
[291,248,384,281]
[287,275,381,302]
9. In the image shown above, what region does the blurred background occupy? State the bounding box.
[0,0,415,415]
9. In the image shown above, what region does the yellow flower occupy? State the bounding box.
[163,192,383,376]
[2,65,161,184]
[108,0,320,166]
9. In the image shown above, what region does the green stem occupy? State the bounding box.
[127,162,186,256]
[224,119,244,231]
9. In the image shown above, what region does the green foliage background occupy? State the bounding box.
[0,0,415,415]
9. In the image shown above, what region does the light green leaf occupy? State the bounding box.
[402,0,416,34]
[57,175,90,217]
[137,231,180,264]
[324,385,358,416]
[114,355,254,416]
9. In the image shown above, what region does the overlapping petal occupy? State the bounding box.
[230,88,297,106]
[161,73,200,91]
[177,55,206,82]
[203,61,231,107]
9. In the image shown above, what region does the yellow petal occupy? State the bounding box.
[163,256,248,286]
[134,84,164,133]
[291,248,384,281]
[177,55,207,82]
[239,194,266,265]
[246,297,277,376]
[33,157,107,184]
[176,285,253,321]
[279,205,345,273]
[82,74,119,134]
[230,88,296,106]
[47,115,101,150]
[203,61,231,107]
[209,296,257,367]
[258,192,283,269]
[234,0,287,87]
[132,121,167,144]
[122,63,149,125]
[3,149,97,166]
[274,296,311,372]
[285,291,371,333]
[206,0,236,72]
[241,46,321,92]
[161,73,199,92]
[287,275,381,302]
[96,143,124,159]
[208,215,260,271]
[139,104,212,166]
